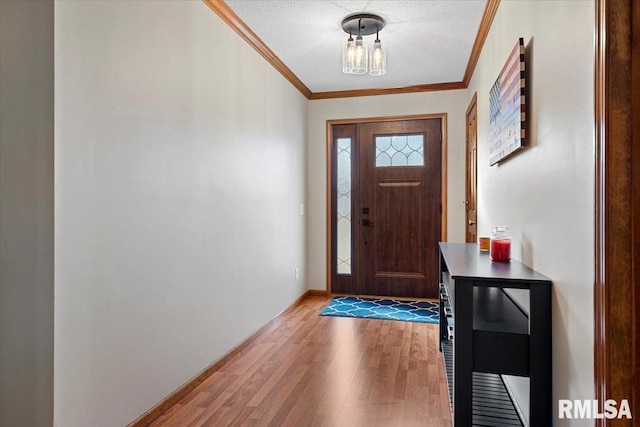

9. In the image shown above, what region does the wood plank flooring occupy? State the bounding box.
[150,296,451,427]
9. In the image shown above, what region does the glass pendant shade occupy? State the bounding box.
[369,39,386,76]
[342,36,355,74]
[350,36,368,74]
[341,13,386,75]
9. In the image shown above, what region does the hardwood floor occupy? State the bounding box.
[150,296,451,427]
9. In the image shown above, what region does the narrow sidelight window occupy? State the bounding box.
[336,137,352,274]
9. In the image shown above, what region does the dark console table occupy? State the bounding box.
[438,242,552,426]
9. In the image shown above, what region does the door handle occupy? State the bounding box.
[362,219,375,226]
[468,220,476,226]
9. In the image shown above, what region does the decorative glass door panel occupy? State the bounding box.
[375,134,424,167]
[336,137,352,274]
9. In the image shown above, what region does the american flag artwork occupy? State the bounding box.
[489,38,526,165]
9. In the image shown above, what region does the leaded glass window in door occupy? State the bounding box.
[336,137,352,274]
[375,134,424,167]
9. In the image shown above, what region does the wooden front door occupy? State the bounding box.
[331,118,442,298]
[465,94,478,243]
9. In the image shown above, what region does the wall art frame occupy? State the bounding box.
[489,37,526,165]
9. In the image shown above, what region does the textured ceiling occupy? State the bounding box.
[224,0,487,93]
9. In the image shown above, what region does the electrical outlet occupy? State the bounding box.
[299,203,304,216]
[295,268,299,280]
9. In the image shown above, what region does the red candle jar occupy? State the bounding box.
[490,226,511,262]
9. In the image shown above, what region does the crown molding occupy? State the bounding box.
[462,0,501,87]
[310,81,466,100]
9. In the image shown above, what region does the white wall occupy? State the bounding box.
[0,1,55,426]
[308,90,469,291]
[54,1,308,426]
[467,1,594,424]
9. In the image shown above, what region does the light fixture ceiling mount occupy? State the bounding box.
[341,13,387,76]
[341,13,386,37]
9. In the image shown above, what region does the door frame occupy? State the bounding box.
[326,113,448,294]
[594,0,640,421]
[465,93,478,243]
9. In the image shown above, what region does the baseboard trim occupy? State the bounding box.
[127,290,312,426]
[307,289,329,297]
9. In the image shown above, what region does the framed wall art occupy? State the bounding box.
[489,38,526,165]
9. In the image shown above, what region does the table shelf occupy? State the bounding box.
[442,340,523,426]
[472,287,529,334]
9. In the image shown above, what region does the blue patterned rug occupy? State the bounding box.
[320,296,438,324]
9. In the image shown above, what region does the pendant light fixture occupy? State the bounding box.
[341,13,386,76]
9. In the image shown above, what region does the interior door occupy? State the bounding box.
[331,118,442,298]
[465,94,478,243]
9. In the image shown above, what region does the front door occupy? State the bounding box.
[331,118,442,298]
